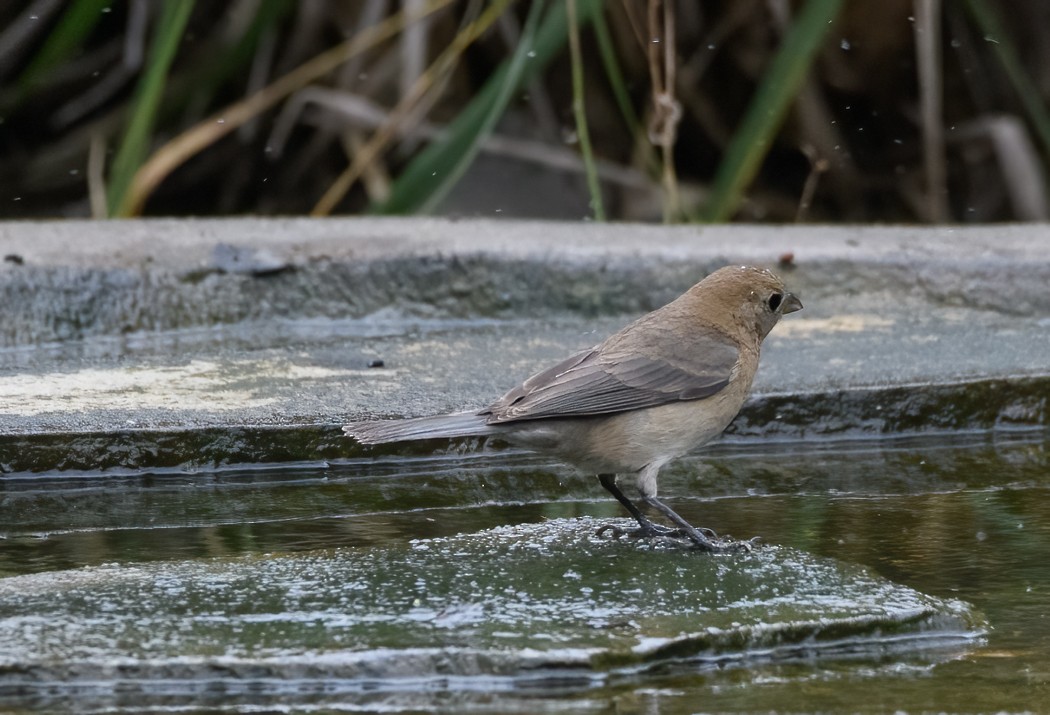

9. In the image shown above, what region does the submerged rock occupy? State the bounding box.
[0,517,983,700]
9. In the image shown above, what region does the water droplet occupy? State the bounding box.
[840,39,850,50]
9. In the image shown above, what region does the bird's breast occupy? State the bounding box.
[500,373,753,475]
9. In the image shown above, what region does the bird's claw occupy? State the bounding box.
[695,534,761,554]
[596,522,756,554]
[596,522,679,540]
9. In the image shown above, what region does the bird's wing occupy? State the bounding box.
[482,324,739,423]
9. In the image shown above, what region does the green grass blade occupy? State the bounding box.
[16,0,112,99]
[375,0,605,215]
[184,0,293,111]
[963,0,1050,160]
[110,1,197,217]
[592,9,641,137]
[699,0,845,222]
[567,0,605,221]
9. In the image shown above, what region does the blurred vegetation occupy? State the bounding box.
[2,0,1050,222]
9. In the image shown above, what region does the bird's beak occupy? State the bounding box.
[781,292,803,314]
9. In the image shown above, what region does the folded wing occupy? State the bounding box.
[483,324,739,423]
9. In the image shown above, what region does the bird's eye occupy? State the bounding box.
[767,292,783,311]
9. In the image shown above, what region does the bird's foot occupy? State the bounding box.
[596,521,680,540]
[596,521,735,548]
[686,531,760,554]
[636,495,757,553]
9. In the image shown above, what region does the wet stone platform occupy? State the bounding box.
[0,518,983,706]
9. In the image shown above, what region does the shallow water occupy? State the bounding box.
[1,431,1049,712]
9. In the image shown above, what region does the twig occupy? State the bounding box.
[914,0,948,221]
[795,144,828,222]
[646,0,681,221]
[87,133,108,219]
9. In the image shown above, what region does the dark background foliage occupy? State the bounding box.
[1,0,1048,222]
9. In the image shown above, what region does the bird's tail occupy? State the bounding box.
[343,411,495,444]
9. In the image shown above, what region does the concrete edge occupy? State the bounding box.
[4,218,1050,346]
[2,376,1045,475]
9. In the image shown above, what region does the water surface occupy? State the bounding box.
[1,432,1048,712]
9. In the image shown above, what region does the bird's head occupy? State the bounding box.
[689,265,802,343]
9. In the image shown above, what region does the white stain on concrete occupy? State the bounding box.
[0,360,355,415]
[775,314,895,337]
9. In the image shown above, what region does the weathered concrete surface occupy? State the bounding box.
[1,218,1048,472]
[3,218,1050,346]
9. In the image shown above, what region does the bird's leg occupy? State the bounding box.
[640,494,752,553]
[595,474,679,539]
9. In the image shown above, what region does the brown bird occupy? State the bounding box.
[344,265,802,551]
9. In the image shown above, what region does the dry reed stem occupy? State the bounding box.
[310,0,508,216]
[119,0,454,216]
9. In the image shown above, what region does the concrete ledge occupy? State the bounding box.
[0,376,1046,474]
[3,218,1050,347]
[1,218,1048,473]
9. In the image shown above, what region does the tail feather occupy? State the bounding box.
[343,411,495,444]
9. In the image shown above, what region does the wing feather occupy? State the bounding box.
[482,323,739,423]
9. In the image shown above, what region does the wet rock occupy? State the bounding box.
[0,518,984,705]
